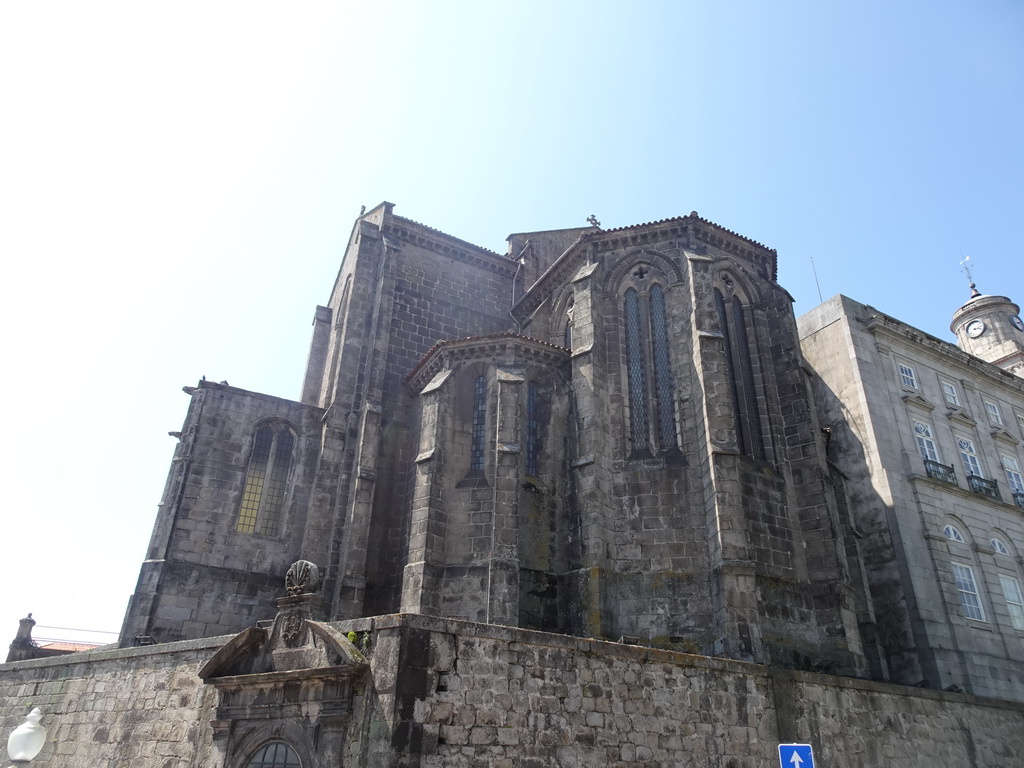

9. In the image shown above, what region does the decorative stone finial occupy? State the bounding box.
[285,560,320,596]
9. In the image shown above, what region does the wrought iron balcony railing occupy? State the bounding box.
[1013,491,1024,509]
[924,459,957,486]
[967,474,1001,502]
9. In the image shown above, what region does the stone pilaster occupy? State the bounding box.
[401,369,453,615]
[333,401,382,618]
[486,366,525,626]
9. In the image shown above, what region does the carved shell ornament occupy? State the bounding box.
[285,560,320,596]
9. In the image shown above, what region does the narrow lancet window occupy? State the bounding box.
[471,375,487,471]
[237,426,295,536]
[732,296,764,460]
[649,284,677,448]
[715,290,764,460]
[624,288,650,453]
[526,381,539,476]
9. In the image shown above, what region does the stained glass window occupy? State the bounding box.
[649,285,677,449]
[624,288,649,453]
[715,289,744,454]
[732,297,764,460]
[245,742,301,768]
[237,426,295,535]
[526,382,539,476]
[471,376,487,471]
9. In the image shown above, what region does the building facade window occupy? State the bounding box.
[1002,454,1024,494]
[649,284,678,450]
[1016,412,1024,438]
[245,742,301,768]
[913,420,939,462]
[237,425,295,536]
[984,399,1004,426]
[944,524,966,543]
[957,436,983,478]
[623,284,678,455]
[470,376,487,472]
[951,562,986,621]
[714,289,764,460]
[898,362,918,389]
[525,381,539,476]
[940,380,961,407]
[999,575,1024,631]
[991,537,1010,555]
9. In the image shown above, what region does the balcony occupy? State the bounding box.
[924,459,957,486]
[967,475,1002,502]
[1013,491,1024,509]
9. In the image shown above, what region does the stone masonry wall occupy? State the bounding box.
[2,615,1022,767]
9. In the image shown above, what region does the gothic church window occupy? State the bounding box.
[237,425,295,536]
[623,284,678,455]
[471,375,487,472]
[245,742,301,768]
[714,289,764,460]
[526,381,539,476]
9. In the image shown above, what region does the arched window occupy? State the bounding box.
[470,376,487,472]
[714,289,765,460]
[624,288,650,453]
[649,285,678,449]
[944,524,966,543]
[237,425,295,535]
[245,742,301,768]
[622,283,678,456]
[991,537,1010,555]
[526,381,539,476]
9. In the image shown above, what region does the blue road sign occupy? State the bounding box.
[778,744,815,768]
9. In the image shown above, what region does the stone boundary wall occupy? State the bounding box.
[0,636,222,767]
[2,616,1022,767]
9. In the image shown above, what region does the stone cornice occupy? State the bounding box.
[406,332,569,392]
[862,312,1024,397]
[511,213,778,321]
[385,216,517,276]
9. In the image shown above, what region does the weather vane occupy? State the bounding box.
[959,250,979,296]
[586,214,600,227]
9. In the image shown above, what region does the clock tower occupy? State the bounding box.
[950,283,1024,378]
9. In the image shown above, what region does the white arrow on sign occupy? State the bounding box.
[790,752,803,767]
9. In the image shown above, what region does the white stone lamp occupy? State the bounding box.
[7,708,45,766]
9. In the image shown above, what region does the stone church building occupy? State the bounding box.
[4,203,1024,767]
[121,202,876,677]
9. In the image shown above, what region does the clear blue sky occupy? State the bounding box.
[1,1,1021,643]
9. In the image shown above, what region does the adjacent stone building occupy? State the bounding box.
[798,290,1024,701]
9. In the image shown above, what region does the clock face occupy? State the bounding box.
[1011,314,1024,332]
[966,320,986,338]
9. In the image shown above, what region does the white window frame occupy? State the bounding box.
[913,420,939,462]
[1016,412,1024,438]
[991,537,1010,555]
[984,399,1004,426]
[951,562,986,621]
[957,435,983,478]
[897,361,918,389]
[1002,454,1024,494]
[940,380,961,407]
[944,524,966,542]
[999,574,1024,631]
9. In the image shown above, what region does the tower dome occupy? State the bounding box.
[950,283,1024,377]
